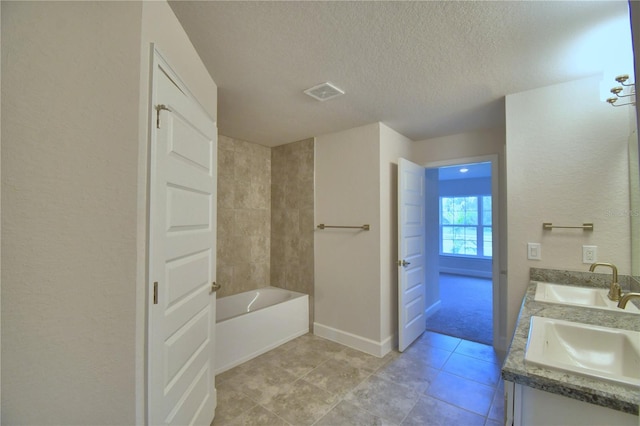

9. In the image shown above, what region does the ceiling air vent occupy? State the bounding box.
[304,82,345,101]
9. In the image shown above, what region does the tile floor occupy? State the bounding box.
[213,331,505,425]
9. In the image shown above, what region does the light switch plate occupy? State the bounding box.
[528,243,541,260]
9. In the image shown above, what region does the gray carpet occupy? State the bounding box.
[426,273,493,345]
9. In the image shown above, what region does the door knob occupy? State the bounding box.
[210,282,221,293]
[398,260,411,267]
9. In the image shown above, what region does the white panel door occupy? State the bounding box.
[398,158,426,352]
[148,51,218,425]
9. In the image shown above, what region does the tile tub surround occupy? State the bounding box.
[271,138,315,329]
[217,135,315,317]
[502,278,640,415]
[214,332,505,425]
[217,135,272,298]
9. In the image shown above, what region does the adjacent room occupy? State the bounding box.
[425,161,494,346]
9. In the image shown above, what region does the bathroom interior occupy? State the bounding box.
[2,1,640,425]
[202,1,640,421]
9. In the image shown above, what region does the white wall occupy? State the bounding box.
[379,124,412,346]
[505,76,633,340]
[315,122,412,355]
[413,128,505,164]
[1,1,217,424]
[314,124,383,352]
[2,2,142,423]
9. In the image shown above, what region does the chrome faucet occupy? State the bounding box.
[588,262,622,301]
[617,293,640,309]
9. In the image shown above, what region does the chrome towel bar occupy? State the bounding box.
[317,224,370,231]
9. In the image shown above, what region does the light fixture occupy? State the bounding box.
[304,82,345,102]
[605,74,635,107]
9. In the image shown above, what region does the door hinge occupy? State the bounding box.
[155,104,171,129]
[153,281,158,304]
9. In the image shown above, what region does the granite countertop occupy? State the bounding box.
[501,269,640,416]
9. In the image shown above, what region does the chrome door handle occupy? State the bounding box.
[210,282,221,293]
[398,260,411,267]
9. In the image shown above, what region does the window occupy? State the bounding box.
[440,195,492,258]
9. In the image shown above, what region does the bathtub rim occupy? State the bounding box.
[216,286,308,324]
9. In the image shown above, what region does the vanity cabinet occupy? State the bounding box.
[504,381,638,426]
[502,275,640,425]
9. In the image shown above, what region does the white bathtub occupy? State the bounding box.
[215,286,309,374]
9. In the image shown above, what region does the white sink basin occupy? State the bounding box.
[534,282,640,314]
[525,316,640,388]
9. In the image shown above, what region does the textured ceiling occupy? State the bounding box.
[169,1,632,147]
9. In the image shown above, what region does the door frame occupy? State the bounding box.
[423,154,505,351]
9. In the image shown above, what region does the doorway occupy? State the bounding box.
[423,159,497,346]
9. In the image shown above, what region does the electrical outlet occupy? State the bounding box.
[528,243,541,260]
[582,245,597,263]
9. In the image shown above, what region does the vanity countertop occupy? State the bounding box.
[501,279,640,415]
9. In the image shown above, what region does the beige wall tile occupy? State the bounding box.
[251,235,270,264]
[217,136,272,297]
[217,176,235,209]
[270,138,315,328]
[218,148,235,175]
[218,134,235,152]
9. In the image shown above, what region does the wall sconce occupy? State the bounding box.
[606,74,635,107]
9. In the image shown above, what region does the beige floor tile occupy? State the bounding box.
[211,381,257,425]
[332,347,397,373]
[213,332,503,426]
[262,379,340,426]
[484,418,503,426]
[401,343,452,369]
[224,362,299,405]
[216,362,253,385]
[294,334,346,355]
[374,354,439,393]
[415,331,461,352]
[344,375,420,424]
[270,344,334,378]
[315,401,395,426]
[227,405,289,426]
[303,358,370,397]
[488,387,505,421]
[402,395,485,426]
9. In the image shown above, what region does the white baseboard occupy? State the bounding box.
[313,322,394,358]
[424,300,441,318]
